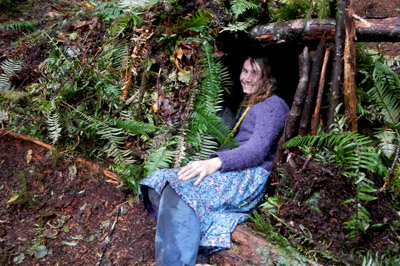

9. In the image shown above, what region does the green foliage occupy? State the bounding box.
[0,58,23,91]
[286,131,385,237]
[269,0,334,22]
[368,62,400,125]
[0,19,43,30]
[143,143,175,176]
[230,0,259,19]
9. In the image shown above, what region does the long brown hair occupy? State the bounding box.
[242,57,277,107]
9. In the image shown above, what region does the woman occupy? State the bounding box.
[140,56,289,266]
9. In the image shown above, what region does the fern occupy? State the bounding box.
[46,112,62,144]
[0,19,43,30]
[368,62,400,125]
[0,58,22,91]
[95,1,125,21]
[220,18,258,33]
[143,144,175,176]
[231,0,259,19]
[286,131,381,174]
[119,0,149,13]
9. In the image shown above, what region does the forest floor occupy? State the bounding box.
[1,0,400,265]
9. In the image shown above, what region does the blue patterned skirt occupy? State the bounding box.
[140,165,270,250]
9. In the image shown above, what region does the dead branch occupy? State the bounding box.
[298,37,326,136]
[327,0,347,128]
[311,47,331,135]
[343,5,358,131]
[285,46,311,141]
[0,130,120,183]
[249,17,400,45]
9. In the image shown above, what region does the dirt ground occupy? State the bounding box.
[1,0,400,265]
[0,134,156,265]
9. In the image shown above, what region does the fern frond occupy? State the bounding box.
[119,0,148,12]
[231,0,259,19]
[374,128,397,158]
[368,62,400,125]
[0,19,43,30]
[182,9,213,32]
[46,112,62,144]
[0,58,22,91]
[286,131,380,175]
[143,145,175,176]
[95,1,124,20]
[220,18,258,33]
[112,118,157,135]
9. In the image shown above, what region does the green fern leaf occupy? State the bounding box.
[231,0,259,19]
[369,62,400,125]
[144,146,174,176]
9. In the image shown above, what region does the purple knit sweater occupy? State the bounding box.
[210,95,289,172]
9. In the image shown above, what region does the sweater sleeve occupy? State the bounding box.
[210,96,289,172]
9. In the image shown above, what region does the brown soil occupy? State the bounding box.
[0,134,156,265]
[273,159,400,265]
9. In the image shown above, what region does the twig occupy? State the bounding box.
[381,131,400,191]
[299,155,313,173]
[311,47,331,135]
[96,207,121,266]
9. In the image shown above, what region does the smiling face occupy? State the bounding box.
[240,59,263,95]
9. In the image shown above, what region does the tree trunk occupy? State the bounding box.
[311,47,331,135]
[343,5,358,131]
[298,38,325,136]
[249,17,400,45]
[327,0,347,128]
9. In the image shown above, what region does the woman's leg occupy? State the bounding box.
[156,184,200,266]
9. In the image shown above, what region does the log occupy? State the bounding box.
[327,0,347,128]
[249,17,400,45]
[298,37,325,136]
[212,225,322,266]
[311,47,331,135]
[343,6,358,131]
[272,47,311,172]
[284,46,311,141]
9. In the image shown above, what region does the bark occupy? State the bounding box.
[298,38,326,136]
[311,47,331,135]
[270,47,310,184]
[249,17,400,45]
[343,6,358,131]
[212,225,322,266]
[284,46,311,141]
[327,0,347,128]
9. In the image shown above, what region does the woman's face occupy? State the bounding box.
[240,59,262,95]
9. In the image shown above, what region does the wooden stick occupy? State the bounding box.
[343,4,358,131]
[0,130,120,183]
[285,46,311,141]
[311,47,331,135]
[271,47,310,180]
[298,37,326,136]
[327,0,347,128]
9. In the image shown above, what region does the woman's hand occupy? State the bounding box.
[178,157,222,186]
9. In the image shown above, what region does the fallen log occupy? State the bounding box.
[327,0,347,128]
[212,225,322,266]
[249,17,400,45]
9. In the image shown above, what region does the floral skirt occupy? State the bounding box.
[140,165,270,250]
